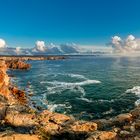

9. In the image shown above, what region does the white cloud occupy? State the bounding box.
[14,47,22,55]
[0,39,6,48]
[111,35,140,53]
[34,40,47,52]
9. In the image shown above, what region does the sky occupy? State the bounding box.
[0,0,140,48]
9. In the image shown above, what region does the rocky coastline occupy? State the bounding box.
[0,58,140,140]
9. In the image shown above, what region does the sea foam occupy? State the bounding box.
[126,86,140,96]
[47,103,72,112]
[47,79,101,95]
[126,86,140,106]
[47,79,101,87]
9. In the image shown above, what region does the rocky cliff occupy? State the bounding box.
[0,59,140,140]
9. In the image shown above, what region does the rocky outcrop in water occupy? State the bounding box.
[6,60,31,70]
[0,56,65,61]
[1,58,140,139]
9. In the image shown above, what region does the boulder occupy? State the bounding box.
[115,113,132,123]
[98,131,117,140]
[135,120,140,130]
[5,112,37,127]
[131,107,140,118]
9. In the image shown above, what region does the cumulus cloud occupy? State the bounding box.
[0,39,6,48]
[111,35,140,53]
[14,47,21,55]
[33,40,47,52]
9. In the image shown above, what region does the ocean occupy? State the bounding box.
[10,55,140,120]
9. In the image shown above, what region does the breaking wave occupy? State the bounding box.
[47,103,72,112]
[66,73,87,80]
[76,97,93,103]
[126,86,140,106]
[47,79,101,95]
[47,79,101,87]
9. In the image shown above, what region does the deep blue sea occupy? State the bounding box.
[10,55,140,120]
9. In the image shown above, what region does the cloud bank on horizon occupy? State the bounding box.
[1,35,140,55]
[111,35,140,53]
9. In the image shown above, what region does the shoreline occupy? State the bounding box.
[0,58,140,139]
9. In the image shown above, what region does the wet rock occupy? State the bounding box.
[119,130,132,137]
[131,107,140,118]
[94,119,113,130]
[134,120,140,130]
[70,121,97,132]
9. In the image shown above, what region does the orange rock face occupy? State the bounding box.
[0,103,7,120]
[0,134,39,140]
[98,131,117,140]
[42,122,61,135]
[71,121,97,132]
[49,113,71,125]
[6,60,31,70]
[5,112,37,127]
[9,87,27,104]
[39,110,71,125]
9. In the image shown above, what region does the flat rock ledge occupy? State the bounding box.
[0,59,140,140]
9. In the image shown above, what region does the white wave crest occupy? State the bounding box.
[126,86,140,96]
[47,79,101,87]
[102,108,114,115]
[47,84,86,96]
[67,73,87,79]
[77,97,93,103]
[47,79,100,95]
[126,86,140,106]
[47,103,72,112]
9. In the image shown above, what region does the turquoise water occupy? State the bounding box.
[10,56,140,120]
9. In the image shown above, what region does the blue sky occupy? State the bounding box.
[0,0,140,48]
